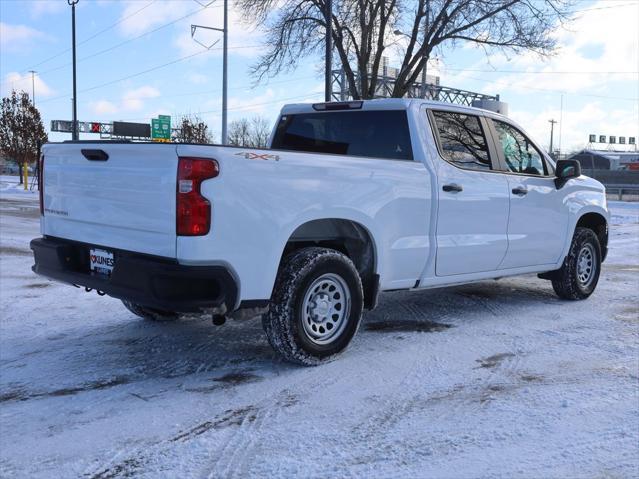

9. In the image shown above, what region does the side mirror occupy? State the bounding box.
[554,159,581,189]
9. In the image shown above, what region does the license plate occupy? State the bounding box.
[90,248,115,276]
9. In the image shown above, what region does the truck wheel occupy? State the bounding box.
[551,227,601,300]
[121,301,179,321]
[262,247,364,366]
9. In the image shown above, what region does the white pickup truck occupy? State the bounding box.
[31,99,609,365]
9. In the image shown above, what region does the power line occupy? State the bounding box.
[117,92,321,122]
[9,0,158,75]
[445,68,638,75]
[34,39,280,105]
[459,74,638,101]
[37,49,213,105]
[81,74,319,103]
[569,2,638,14]
[35,4,210,78]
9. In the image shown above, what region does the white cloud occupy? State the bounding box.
[117,0,189,37]
[1,72,55,98]
[0,22,48,53]
[227,88,277,114]
[28,0,66,18]
[509,101,639,153]
[186,72,209,84]
[89,100,119,115]
[121,85,161,111]
[482,2,639,94]
[88,85,161,116]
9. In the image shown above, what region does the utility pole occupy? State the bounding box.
[190,0,227,144]
[222,0,228,144]
[548,119,557,156]
[68,0,79,141]
[29,71,36,106]
[324,0,332,102]
[422,57,428,99]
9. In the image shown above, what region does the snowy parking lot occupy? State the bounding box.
[1,181,637,478]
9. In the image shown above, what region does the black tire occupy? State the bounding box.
[262,247,364,366]
[121,300,179,321]
[551,227,602,300]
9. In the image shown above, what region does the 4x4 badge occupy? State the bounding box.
[234,152,280,161]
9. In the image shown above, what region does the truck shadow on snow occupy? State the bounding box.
[1,279,562,404]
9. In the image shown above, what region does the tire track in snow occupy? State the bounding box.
[203,368,339,477]
[85,367,332,478]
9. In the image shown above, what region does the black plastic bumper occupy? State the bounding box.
[30,236,238,313]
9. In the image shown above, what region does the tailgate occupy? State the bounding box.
[41,142,178,258]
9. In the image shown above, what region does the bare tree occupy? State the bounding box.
[174,114,212,144]
[237,0,572,99]
[0,90,47,184]
[228,116,272,147]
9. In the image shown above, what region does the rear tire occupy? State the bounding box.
[262,247,364,366]
[121,301,179,321]
[551,227,601,300]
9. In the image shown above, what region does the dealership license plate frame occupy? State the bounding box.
[89,248,115,277]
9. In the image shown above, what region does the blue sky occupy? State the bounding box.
[1,0,637,152]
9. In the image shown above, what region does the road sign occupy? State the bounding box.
[51,120,100,133]
[113,121,150,137]
[151,115,171,141]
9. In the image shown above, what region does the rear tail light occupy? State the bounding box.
[176,157,219,236]
[39,155,44,215]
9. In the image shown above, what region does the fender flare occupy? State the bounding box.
[558,204,610,264]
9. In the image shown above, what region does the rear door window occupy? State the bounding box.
[271,110,413,161]
[430,110,492,171]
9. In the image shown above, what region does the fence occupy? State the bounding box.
[581,170,639,201]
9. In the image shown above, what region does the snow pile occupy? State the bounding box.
[0,175,38,197]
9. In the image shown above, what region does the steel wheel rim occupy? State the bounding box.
[577,243,596,287]
[301,273,351,345]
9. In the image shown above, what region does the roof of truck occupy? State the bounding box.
[280,98,506,119]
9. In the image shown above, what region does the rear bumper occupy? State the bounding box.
[30,236,238,313]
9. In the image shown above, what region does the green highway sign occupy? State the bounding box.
[151,115,171,141]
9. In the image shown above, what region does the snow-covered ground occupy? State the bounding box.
[1,182,637,478]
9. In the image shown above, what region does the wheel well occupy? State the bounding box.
[281,219,378,309]
[576,213,608,261]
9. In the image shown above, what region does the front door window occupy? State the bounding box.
[493,120,548,176]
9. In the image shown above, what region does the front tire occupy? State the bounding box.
[551,227,602,300]
[262,247,364,366]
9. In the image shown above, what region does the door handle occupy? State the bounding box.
[442,183,463,193]
[512,186,528,196]
[81,149,109,161]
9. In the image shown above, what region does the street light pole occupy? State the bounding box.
[28,71,36,106]
[68,0,79,141]
[324,0,332,102]
[549,119,557,156]
[222,0,228,145]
